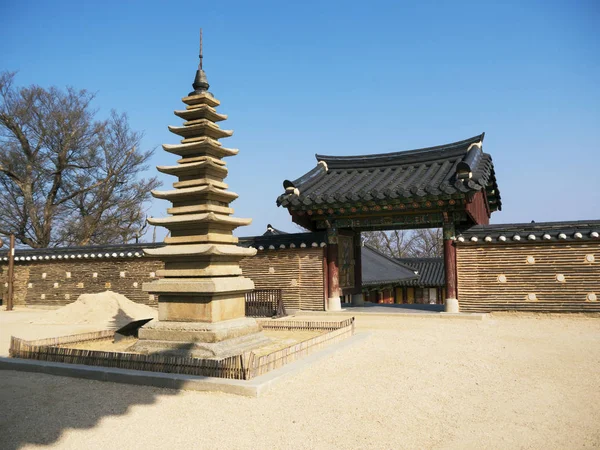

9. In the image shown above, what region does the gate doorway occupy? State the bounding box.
[277,134,501,312]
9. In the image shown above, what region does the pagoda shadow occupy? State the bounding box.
[0,311,199,450]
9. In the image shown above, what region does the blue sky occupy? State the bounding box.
[2,0,598,239]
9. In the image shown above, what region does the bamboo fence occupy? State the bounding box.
[9,318,355,380]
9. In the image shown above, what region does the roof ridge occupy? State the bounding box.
[396,257,443,261]
[363,244,420,272]
[315,133,484,169]
[462,219,600,231]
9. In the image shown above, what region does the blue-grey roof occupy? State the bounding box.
[362,245,419,286]
[277,133,501,212]
[395,258,445,287]
[262,224,288,236]
[457,220,600,244]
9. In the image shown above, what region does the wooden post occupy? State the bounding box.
[443,222,458,312]
[322,247,328,310]
[326,228,341,311]
[327,243,340,302]
[353,233,362,293]
[7,234,15,311]
[351,233,364,305]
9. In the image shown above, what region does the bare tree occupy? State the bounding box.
[362,228,442,258]
[0,72,160,248]
[411,228,443,257]
[361,230,417,257]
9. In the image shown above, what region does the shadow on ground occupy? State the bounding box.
[0,308,195,450]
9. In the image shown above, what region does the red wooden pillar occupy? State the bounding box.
[443,221,459,312]
[326,228,341,310]
[322,247,329,310]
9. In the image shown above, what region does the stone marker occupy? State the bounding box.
[132,33,268,358]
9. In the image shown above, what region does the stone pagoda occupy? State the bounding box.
[133,34,268,358]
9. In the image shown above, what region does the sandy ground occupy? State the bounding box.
[1,309,599,450]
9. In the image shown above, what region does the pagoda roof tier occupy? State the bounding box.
[157,160,228,179]
[172,178,228,190]
[151,184,238,203]
[182,93,220,107]
[168,120,233,140]
[144,243,256,258]
[163,233,240,245]
[174,104,227,122]
[167,203,234,216]
[277,133,501,211]
[163,138,238,159]
[147,212,251,230]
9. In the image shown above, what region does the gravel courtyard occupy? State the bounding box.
[1,310,599,450]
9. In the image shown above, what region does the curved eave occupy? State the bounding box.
[144,244,256,258]
[151,185,239,202]
[147,213,251,227]
[169,122,233,140]
[182,93,220,107]
[157,160,228,177]
[277,186,470,209]
[174,105,227,122]
[362,276,419,287]
[162,139,239,158]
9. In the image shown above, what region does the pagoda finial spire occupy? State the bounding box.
[190,28,210,96]
[199,28,203,71]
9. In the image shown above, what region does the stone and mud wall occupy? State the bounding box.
[0,247,325,311]
[457,241,600,312]
[1,258,163,307]
[240,248,325,311]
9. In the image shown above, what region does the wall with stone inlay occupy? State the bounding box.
[1,258,163,307]
[240,248,325,311]
[1,248,326,311]
[457,242,600,312]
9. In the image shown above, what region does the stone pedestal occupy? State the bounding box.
[327,296,342,311]
[445,298,459,313]
[132,317,269,358]
[145,276,254,322]
[352,293,364,306]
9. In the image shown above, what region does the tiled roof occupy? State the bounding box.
[395,258,445,287]
[239,232,327,251]
[277,133,501,212]
[4,243,164,262]
[456,220,600,244]
[362,245,419,286]
[262,224,288,236]
[3,234,329,262]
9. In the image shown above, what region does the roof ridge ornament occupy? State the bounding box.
[467,141,482,152]
[317,160,328,171]
[190,28,211,96]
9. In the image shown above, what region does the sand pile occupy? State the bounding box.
[30,291,157,328]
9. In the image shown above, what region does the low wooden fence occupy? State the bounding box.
[245,289,286,318]
[9,318,354,380]
[249,317,355,378]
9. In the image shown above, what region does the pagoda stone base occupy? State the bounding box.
[131,317,270,358]
[157,294,247,323]
[144,277,255,323]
